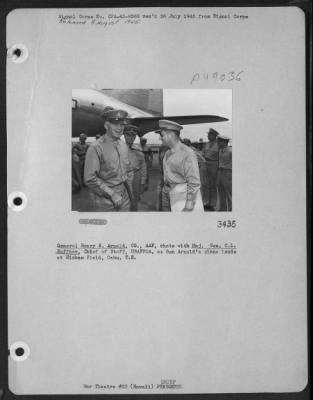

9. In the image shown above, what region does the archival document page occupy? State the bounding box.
[7,7,307,395]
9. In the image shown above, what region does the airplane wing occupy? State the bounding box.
[133,115,229,135]
[72,89,229,137]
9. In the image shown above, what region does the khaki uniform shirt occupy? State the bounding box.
[203,141,219,161]
[84,135,133,198]
[73,142,89,161]
[163,142,201,201]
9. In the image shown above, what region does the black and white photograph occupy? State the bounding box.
[72,89,232,212]
[6,6,308,396]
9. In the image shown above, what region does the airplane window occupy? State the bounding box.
[72,99,77,110]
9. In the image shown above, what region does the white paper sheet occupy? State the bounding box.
[7,7,307,395]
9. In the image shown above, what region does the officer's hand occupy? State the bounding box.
[182,207,193,212]
[182,200,194,212]
[111,193,123,208]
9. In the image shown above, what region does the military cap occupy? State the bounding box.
[124,124,140,135]
[79,132,87,138]
[101,109,128,123]
[208,128,219,136]
[158,119,183,133]
[217,134,231,141]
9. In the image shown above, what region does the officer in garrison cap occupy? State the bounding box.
[124,125,147,211]
[84,109,134,212]
[202,128,220,210]
[157,120,203,212]
[216,134,232,211]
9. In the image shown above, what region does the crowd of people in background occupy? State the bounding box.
[72,108,232,212]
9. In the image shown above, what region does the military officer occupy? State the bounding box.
[140,137,153,189]
[72,146,82,193]
[157,120,203,212]
[202,128,220,210]
[73,133,89,186]
[216,134,232,211]
[84,109,133,212]
[124,125,147,211]
[156,142,169,211]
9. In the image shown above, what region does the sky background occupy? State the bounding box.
[144,89,232,145]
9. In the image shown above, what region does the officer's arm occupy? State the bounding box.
[84,146,114,198]
[183,153,201,211]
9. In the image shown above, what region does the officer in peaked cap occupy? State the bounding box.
[159,119,183,133]
[208,128,219,137]
[217,134,231,142]
[101,108,129,123]
[156,119,203,212]
[124,125,147,210]
[216,134,232,211]
[84,109,134,211]
[202,128,220,211]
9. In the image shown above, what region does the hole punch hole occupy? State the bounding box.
[8,192,27,212]
[7,44,29,64]
[13,197,23,206]
[15,347,25,357]
[13,48,22,57]
[9,342,30,362]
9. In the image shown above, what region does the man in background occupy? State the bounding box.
[157,142,169,211]
[140,137,153,190]
[73,133,89,186]
[183,138,208,208]
[124,125,147,211]
[217,134,232,211]
[72,146,82,194]
[202,128,219,210]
